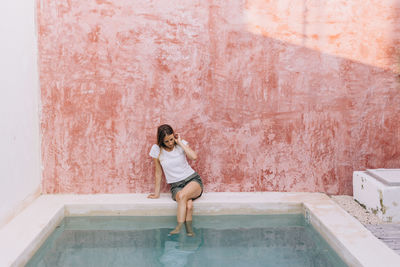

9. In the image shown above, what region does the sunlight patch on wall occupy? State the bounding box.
[244,0,399,72]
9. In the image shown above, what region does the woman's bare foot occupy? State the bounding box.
[185,221,195,237]
[169,222,184,235]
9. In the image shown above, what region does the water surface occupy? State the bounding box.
[27,214,347,267]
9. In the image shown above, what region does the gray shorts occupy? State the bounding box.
[170,172,203,201]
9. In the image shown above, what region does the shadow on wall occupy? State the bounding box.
[38,0,400,195]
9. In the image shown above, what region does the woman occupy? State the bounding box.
[148,124,203,236]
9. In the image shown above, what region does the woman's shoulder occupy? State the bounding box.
[176,140,188,152]
[149,144,160,158]
[150,144,159,150]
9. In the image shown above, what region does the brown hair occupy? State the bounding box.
[157,124,174,148]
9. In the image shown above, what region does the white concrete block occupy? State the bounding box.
[353,170,400,222]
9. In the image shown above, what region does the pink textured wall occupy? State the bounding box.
[38,0,400,194]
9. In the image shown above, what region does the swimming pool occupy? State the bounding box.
[1,193,399,266]
[26,214,347,266]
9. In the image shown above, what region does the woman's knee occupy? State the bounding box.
[175,191,187,202]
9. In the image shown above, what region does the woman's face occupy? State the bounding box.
[163,134,175,149]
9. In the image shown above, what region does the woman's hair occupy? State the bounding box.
[157,124,174,148]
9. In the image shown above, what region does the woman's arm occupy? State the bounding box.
[175,134,198,161]
[148,158,162,198]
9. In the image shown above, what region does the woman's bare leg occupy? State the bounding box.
[185,199,195,236]
[169,181,202,235]
[185,199,193,221]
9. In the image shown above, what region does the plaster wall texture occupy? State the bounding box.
[38,0,400,195]
[0,1,41,226]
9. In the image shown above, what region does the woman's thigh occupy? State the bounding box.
[178,181,202,200]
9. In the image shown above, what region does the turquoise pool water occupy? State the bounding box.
[27,214,347,266]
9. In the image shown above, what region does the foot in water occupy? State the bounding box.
[185,221,195,237]
[169,222,184,235]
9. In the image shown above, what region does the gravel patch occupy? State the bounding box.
[330,195,386,225]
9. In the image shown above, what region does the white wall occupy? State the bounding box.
[0,1,41,227]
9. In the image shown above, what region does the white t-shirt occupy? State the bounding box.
[149,140,195,184]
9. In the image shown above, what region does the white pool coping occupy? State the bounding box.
[0,192,399,266]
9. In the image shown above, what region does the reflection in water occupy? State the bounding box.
[27,216,347,267]
[160,233,202,267]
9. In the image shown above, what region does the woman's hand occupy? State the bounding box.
[174,133,182,145]
[147,193,160,199]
